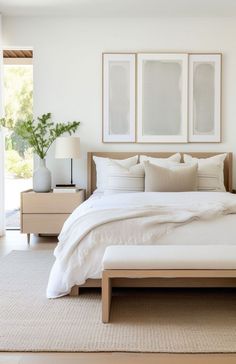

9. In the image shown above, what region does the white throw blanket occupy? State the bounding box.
[47,192,236,298]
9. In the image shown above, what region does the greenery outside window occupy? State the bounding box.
[3,52,33,229]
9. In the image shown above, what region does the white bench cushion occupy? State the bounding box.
[102,245,236,270]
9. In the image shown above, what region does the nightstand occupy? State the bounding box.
[21,189,85,244]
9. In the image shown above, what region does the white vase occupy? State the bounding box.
[33,158,51,192]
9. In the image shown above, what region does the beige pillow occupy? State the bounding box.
[144,162,198,192]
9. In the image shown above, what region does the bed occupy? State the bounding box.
[47,152,236,298]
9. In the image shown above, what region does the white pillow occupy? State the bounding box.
[105,161,144,194]
[183,154,227,192]
[140,153,181,166]
[93,155,138,192]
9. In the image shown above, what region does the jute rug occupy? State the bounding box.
[0,250,236,352]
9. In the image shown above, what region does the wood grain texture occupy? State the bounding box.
[103,269,236,279]
[73,276,236,294]
[102,268,236,322]
[22,214,70,234]
[22,190,85,213]
[102,272,111,323]
[3,49,33,58]
[20,189,85,236]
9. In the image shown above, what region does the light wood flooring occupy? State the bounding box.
[0,231,236,364]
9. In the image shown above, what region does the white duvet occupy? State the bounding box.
[47,192,236,298]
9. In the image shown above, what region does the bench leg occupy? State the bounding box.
[102,271,112,323]
[69,285,80,296]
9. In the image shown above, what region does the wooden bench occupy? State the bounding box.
[102,245,236,323]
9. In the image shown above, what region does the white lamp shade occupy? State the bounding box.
[55,136,80,159]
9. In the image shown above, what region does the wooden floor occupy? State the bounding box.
[0,231,236,364]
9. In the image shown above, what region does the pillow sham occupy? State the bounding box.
[105,161,144,194]
[144,161,198,192]
[140,153,181,166]
[183,154,227,192]
[93,155,138,192]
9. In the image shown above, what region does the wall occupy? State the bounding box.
[2,16,236,189]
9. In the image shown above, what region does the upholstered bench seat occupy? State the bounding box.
[102,245,236,270]
[102,245,236,323]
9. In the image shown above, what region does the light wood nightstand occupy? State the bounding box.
[21,189,85,244]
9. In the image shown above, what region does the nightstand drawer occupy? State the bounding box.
[22,214,69,234]
[22,190,84,213]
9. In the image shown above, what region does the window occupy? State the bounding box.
[3,49,33,229]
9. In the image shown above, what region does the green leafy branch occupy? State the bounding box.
[14,113,80,159]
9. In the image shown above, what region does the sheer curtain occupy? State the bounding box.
[0,15,4,236]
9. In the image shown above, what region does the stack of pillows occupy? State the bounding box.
[93,153,227,194]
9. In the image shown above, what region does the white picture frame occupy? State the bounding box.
[137,53,188,143]
[189,54,221,142]
[103,53,136,143]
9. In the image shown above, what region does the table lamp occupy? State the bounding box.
[55,136,80,187]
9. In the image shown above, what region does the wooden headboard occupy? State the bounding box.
[87,152,233,197]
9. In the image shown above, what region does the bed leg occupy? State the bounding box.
[70,285,80,296]
[102,271,112,323]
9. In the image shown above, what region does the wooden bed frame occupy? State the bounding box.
[87,152,232,197]
[70,151,233,296]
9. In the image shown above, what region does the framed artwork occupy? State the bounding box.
[189,54,221,142]
[137,53,188,143]
[103,53,136,142]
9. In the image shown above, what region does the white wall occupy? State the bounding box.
[2,16,236,188]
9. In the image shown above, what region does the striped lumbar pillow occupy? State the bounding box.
[183,154,227,191]
[93,155,138,192]
[105,160,144,194]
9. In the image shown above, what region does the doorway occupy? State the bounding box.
[3,49,33,229]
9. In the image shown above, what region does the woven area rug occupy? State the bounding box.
[0,250,236,353]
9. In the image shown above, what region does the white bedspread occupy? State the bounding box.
[47,192,236,298]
